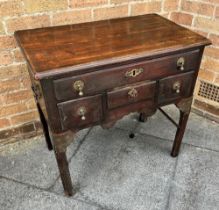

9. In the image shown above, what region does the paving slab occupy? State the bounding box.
[0,128,89,189]
[52,126,176,210]
[136,105,219,151]
[114,112,139,131]
[0,178,101,210]
[168,144,219,210]
[135,106,177,141]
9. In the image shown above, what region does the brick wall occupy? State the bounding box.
[0,0,218,144]
[170,0,219,121]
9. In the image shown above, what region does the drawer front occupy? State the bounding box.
[158,71,195,104]
[58,95,103,130]
[107,81,156,109]
[54,50,200,101]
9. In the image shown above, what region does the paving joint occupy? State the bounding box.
[164,150,180,210]
[47,127,93,191]
[70,127,93,160]
[134,130,219,153]
[0,175,107,210]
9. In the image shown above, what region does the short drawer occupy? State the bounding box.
[158,71,195,104]
[57,95,103,130]
[107,81,156,109]
[54,50,200,101]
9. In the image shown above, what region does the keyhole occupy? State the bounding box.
[132,70,136,76]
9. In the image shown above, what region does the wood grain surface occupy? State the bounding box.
[15,14,210,77]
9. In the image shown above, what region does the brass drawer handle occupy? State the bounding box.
[128,88,138,98]
[173,81,181,93]
[125,68,144,78]
[177,57,185,71]
[73,80,84,96]
[77,107,86,120]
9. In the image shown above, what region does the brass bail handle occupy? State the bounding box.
[73,80,84,96]
[177,57,185,71]
[173,81,181,93]
[78,107,86,121]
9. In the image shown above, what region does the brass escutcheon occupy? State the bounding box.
[125,68,144,78]
[128,88,138,98]
[177,57,185,71]
[73,80,85,96]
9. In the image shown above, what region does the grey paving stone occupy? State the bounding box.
[0,178,100,210]
[114,112,139,131]
[135,106,177,141]
[136,105,219,151]
[0,128,89,189]
[52,127,176,210]
[168,144,219,210]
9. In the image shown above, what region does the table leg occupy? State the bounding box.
[52,131,75,196]
[171,97,192,157]
[54,149,73,196]
[36,103,53,151]
[139,112,148,122]
[171,111,189,157]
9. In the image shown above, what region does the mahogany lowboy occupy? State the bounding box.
[15,14,211,196]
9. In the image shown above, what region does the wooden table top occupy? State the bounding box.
[15,14,210,77]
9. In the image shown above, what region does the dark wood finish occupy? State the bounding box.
[139,112,148,122]
[171,111,190,157]
[58,95,103,130]
[54,149,73,196]
[158,71,195,104]
[53,50,200,101]
[103,100,156,128]
[15,14,210,78]
[15,14,211,196]
[36,103,53,151]
[107,81,155,109]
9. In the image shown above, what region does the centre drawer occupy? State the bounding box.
[107,81,156,109]
[54,49,200,101]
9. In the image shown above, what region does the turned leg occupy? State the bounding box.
[139,112,148,122]
[36,103,53,151]
[52,131,75,196]
[171,97,192,157]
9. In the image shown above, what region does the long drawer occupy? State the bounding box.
[54,50,200,101]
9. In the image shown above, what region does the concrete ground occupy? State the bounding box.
[0,105,219,210]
